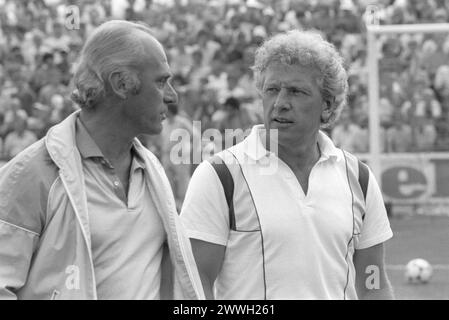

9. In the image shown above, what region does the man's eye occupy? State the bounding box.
[290,88,306,95]
[265,87,279,93]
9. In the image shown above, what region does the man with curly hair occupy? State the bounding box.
[181,30,394,300]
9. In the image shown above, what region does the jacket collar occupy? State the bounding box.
[44,110,97,299]
[44,110,93,253]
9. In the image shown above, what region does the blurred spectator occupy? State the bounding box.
[0,97,21,138]
[434,115,449,151]
[0,0,449,167]
[43,22,71,52]
[30,52,57,93]
[214,96,252,144]
[159,102,197,209]
[3,110,37,159]
[186,50,211,91]
[192,88,220,131]
[354,116,370,153]
[385,117,413,153]
[378,96,395,125]
[10,71,36,116]
[420,36,449,79]
[331,111,362,153]
[434,65,449,106]
[206,54,229,104]
[37,68,67,106]
[168,38,192,78]
[28,102,53,139]
[413,118,437,152]
[415,88,442,120]
[354,116,387,153]
[191,29,221,67]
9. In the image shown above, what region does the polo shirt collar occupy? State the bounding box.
[243,125,272,161]
[317,130,343,162]
[76,117,104,159]
[243,125,342,162]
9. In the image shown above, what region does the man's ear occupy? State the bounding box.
[321,100,332,121]
[109,71,127,100]
[325,99,332,110]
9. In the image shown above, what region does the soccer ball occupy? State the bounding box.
[405,259,433,284]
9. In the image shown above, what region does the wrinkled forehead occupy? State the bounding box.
[260,61,321,85]
[262,50,318,70]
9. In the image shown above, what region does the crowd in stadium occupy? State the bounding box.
[1,0,449,164]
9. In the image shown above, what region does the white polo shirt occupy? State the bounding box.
[181,125,393,300]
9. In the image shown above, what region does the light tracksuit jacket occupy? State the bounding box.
[0,112,205,300]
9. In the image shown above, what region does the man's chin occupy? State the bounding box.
[149,126,163,135]
[139,124,163,136]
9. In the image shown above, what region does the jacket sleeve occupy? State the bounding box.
[0,143,55,299]
[0,221,40,299]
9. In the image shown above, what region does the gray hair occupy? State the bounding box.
[252,30,348,128]
[71,20,154,109]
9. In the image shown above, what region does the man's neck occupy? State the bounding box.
[267,131,321,171]
[79,108,134,165]
[167,115,176,124]
[279,141,320,172]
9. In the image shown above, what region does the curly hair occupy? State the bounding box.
[70,20,154,109]
[252,29,348,128]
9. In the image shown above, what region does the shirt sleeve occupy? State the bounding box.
[355,169,393,250]
[180,160,230,246]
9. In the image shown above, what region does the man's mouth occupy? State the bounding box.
[160,113,167,121]
[272,117,294,124]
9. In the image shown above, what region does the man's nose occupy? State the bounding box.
[273,88,291,110]
[163,82,178,105]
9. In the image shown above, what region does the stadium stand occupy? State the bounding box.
[1,0,448,198]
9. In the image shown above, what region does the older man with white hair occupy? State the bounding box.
[181,30,394,300]
[0,20,204,300]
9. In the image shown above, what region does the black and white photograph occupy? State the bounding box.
[0,0,448,308]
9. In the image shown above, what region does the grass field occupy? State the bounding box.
[385,215,449,300]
